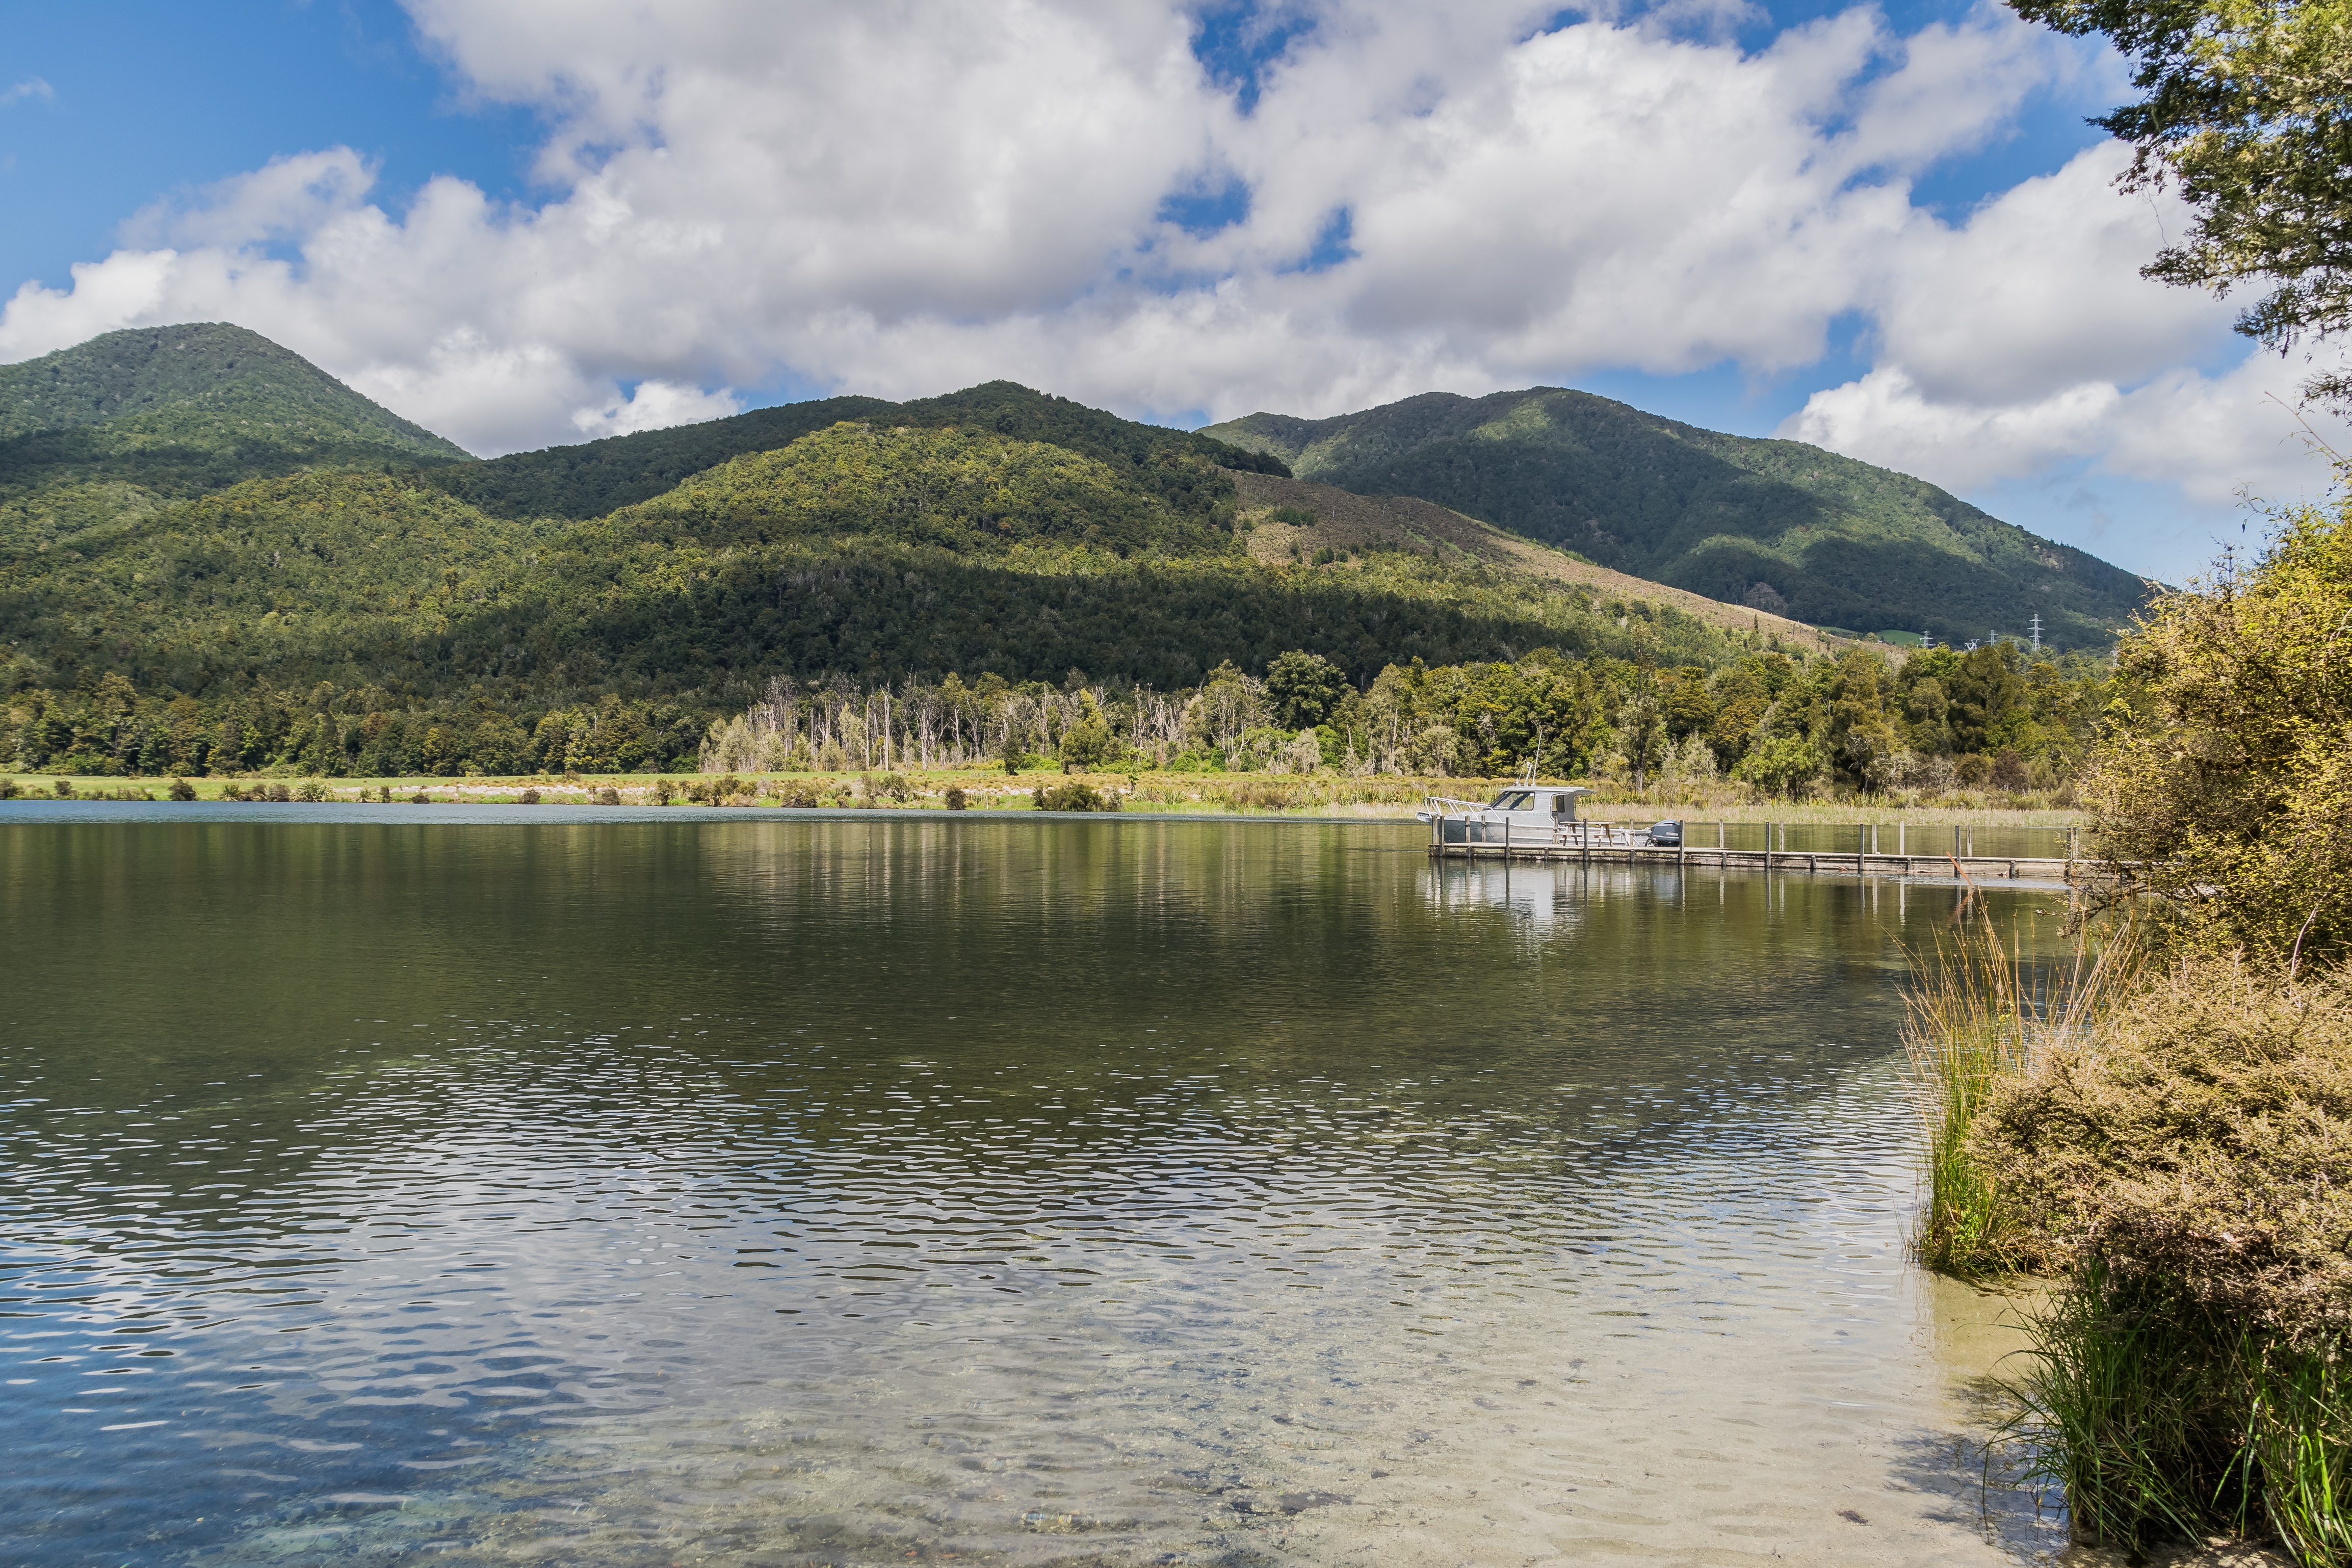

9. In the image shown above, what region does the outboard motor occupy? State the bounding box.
[1649,820,1683,847]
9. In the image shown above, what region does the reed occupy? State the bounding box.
[1900,900,2137,1277]
[2002,1263,2352,1561]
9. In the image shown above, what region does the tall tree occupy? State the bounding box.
[2010,0,2352,400]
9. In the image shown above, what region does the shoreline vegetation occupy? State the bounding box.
[1907,496,2352,1563]
[0,765,2087,826]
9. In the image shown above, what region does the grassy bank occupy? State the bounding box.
[0,766,2087,827]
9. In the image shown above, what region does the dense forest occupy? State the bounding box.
[4,634,2110,798]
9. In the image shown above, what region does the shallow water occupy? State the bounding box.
[1,814,2075,1565]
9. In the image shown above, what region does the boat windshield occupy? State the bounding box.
[1491,792,1536,810]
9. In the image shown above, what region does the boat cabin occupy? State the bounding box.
[1483,787,1586,823]
[1419,783,1592,845]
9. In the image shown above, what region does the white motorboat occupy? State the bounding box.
[1417,776,1679,849]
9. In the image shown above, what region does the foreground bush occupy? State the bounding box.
[1902,914,2135,1277]
[1972,960,2352,1559]
[2087,503,2352,971]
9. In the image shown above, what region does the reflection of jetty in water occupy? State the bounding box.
[1418,784,2079,885]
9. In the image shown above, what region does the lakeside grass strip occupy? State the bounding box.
[0,767,2090,826]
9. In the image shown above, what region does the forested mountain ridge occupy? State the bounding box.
[0,424,1748,705]
[0,323,471,505]
[1202,387,2152,648]
[3,324,2089,785]
[427,379,1290,522]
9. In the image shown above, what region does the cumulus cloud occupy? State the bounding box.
[2,77,55,106]
[1783,142,2343,524]
[571,380,745,441]
[0,0,2312,575]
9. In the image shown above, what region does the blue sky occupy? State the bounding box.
[1,1,2329,581]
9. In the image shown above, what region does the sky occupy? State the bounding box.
[1,0,2339,582]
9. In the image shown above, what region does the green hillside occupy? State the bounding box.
[428,379,1288,522]
[0,323,472,503]
[1203,388,2151,648]
[0,405,1760,718]
[1,331,1888,781]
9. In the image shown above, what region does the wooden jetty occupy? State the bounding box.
[1427,818,2080,882]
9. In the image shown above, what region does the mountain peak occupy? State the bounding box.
[0,322,470,498]
[1204,386,2147,647]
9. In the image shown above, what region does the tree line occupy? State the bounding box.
[3,636,2113,794]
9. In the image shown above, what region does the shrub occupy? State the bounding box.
[409,791,430,804]
[2086,501,2352,969]
[1976,959,2352,1340]
[594,787,621,805]
[518,788,542,805]
[295,778,330,803]
[945,786,968,811]
[1031,781,1120,812]
[167,778,196,801]
[52,779,75,798]
[1221,781,1299,811]
[1975,959,2352,1558]
[857,771,916,806]
[651,778,675,805]
[266,782,291,802]
[774,779,821,808]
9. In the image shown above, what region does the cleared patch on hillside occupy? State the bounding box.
[1231,471,1842,648]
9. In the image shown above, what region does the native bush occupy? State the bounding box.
[1973,959,2352,1560]
[1975,960,2352,1342]
[1031,781,1118,812]
[2087,500,2352,971]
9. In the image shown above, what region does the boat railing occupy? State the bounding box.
[1421,797,1641,847]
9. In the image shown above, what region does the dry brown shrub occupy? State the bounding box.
[1973,958,2352,1342]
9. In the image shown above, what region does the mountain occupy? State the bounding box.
[0,323,472,504]
[425,379,1290,521]
[1201,388,2152,649]
[1,358,1769,718]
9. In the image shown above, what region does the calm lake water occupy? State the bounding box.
[1,809,2072,1566]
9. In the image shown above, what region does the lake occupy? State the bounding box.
[1,808,2068,1565]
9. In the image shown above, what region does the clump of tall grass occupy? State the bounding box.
[1973,959,2352,1561]
[1901,904,2138,1276]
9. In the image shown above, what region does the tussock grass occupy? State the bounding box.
[1902,904,2138,1277]
[1957,960,2352,1561]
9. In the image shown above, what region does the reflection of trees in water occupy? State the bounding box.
[7,819,2066,1568]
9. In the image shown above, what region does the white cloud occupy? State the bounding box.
[2,77,55,106]
[0,0,2314,576]
[571,380,744,441]
[1781,139,2346,567]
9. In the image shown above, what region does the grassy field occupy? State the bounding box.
[3,767,2087,828]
